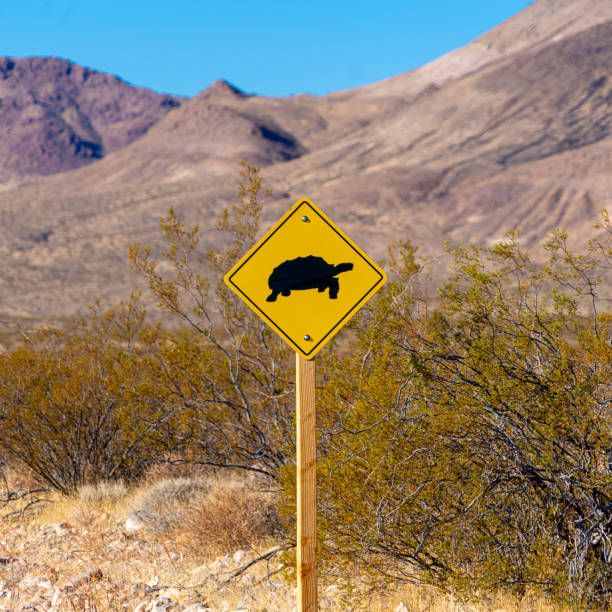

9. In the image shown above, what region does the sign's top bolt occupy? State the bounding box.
[301,215,309,222]
[304,334,312,341]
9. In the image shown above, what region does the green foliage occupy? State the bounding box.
[307,220,612,609]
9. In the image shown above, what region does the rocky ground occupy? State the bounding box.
[0,472,562,611]
[0,474,293,611]
[0,521,293,611]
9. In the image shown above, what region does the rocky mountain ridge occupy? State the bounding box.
[0,0,610,321]
[0,56,183,181]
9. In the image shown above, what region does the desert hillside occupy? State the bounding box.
[0,57,183,182]
[0,0,610,320]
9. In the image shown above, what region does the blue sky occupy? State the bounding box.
[3,0,533,97]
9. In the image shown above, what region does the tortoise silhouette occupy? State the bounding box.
[266,255,353,302]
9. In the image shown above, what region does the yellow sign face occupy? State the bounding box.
[224,198,386,359]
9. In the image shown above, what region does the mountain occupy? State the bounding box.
[0,57,183,181]
[0,0,610,322]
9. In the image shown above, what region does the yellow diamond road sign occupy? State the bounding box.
[224,198,387,359]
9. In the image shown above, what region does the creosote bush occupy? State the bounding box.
[129,162,297,482]
[0,164,295,492]
[302,215,612,609]
[0,295,177,493]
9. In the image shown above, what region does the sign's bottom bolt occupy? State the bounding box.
[304,335,312,341]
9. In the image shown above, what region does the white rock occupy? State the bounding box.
[232,549,247,565]
[268,580,283,589]
[147,575,159,588]
[126,510,150,531]
[395,604,409,612]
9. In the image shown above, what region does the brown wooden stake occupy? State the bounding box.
[296,353,317,612]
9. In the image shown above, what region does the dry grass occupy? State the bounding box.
[78,479,128,505]
[176,479,280,557]
[0,466,576,611]
[127,476,210,532]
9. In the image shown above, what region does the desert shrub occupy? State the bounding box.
[127,476,210,531]
[0,165,298,493]
[0,295,179,493]
[130,476,210,511]
[129,163,297,481]
[179,480,281,554]
[297,217,612,609]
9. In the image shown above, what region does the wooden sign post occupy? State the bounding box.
[296,355,317,611]
[224,198,386,611]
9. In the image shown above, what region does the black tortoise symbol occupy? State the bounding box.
[266,255,353,302]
